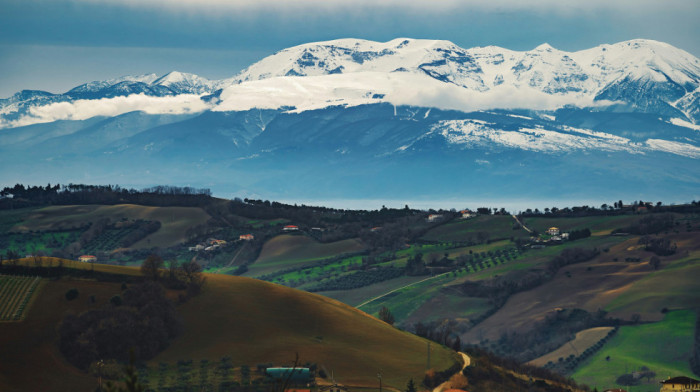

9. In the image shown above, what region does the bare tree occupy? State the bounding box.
[140,254,164,281]
[379,306,395,325]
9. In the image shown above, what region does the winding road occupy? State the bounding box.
[511,214,532,233]
[432,352,471,392]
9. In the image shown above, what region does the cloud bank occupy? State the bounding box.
[2,94,211,128]
[79,0,689,14]
[214,72,612,114]
[3,72,621,129]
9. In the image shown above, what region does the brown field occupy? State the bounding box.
[461,233,696,343]
[11,204,211,249]
[0,262,458,392]
[528,326,614,367]
[249,234,366,276]
[0,278,124,392]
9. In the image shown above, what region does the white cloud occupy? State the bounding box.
[2,72,619,129]
[2,94,211,128]
[214,72,613,114]
[76,0,684,15]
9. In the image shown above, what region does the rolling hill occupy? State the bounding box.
[0,260,458,392]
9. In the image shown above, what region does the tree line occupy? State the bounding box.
[0,183,212,209]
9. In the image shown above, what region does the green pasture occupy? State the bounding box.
[0,230,80,255]
[247,235,366,276]
[605,252,700,318]
[572,310,697,392]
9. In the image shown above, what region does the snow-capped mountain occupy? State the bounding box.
[1,38,699,203]
[229,38,699,118]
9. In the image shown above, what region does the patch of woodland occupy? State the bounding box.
[58,281,182,370]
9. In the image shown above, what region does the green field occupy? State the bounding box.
[572,310,697,392]
[0,230,80,255]
[247,234,366,276]
[605,251,700,319]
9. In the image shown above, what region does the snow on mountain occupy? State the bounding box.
[2,38,700,130]
[68,74,159,95]
[232,38,700,98]
[572,39,700,88]
[645,138,700,158]
[422,118,700,158]
[214,71,600,114]
[151,71,218,94]
[424,119,641,153]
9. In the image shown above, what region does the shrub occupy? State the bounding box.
[110,295,122,306]
[65,288,79,301]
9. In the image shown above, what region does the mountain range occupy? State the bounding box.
[1,38,699,204]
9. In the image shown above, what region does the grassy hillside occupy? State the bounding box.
[0,262,458,392]
[604,232,700,319]
[421,215,528,242]
[572,310,697,392]
[11,204,211,249]
[159,274,457,389]
[247,234,366,276]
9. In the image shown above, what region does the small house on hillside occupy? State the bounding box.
[188,244,206,251]
[660,376,700,391]
[547,227,560,236]
[239,234,254,241]
[283,225,299,231]
[427,214,443,222]
[78,255,97,263]
[461,210,475,219]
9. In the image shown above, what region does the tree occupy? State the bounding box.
[378,306,395,325]
[65,288,79,301]
[140,254,163,281]
[650,256,661,270]
[452,335,462,352]
[179,261,205,295]
[104,350,146,392]
[110,295,123,306]
[405,378,416,392]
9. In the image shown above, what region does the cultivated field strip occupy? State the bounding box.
[0,275,41,321]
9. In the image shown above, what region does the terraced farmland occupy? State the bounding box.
[0,275,42,321]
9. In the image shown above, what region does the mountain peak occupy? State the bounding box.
[534,43,556,51]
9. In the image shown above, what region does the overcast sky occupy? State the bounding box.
[1,0,698,98]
